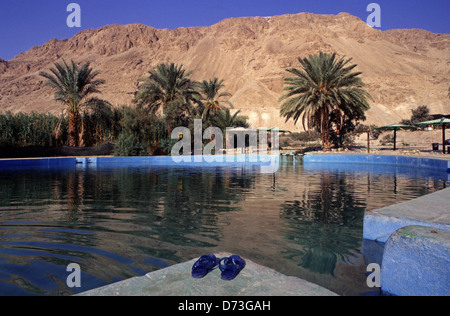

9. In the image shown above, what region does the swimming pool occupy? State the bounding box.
[0,155,448,295]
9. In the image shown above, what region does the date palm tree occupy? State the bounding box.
[134,62,200,134]
[279,52,371,151]
[198,78,233,122]
[40,60,108,147]
[213,108,249,131]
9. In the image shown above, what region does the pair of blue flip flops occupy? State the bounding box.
[191,254,246,281]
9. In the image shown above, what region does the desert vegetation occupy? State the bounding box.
[39,60,111,147]
[2,52,443,157]
[0,111,64,147]
[1,60,248,157]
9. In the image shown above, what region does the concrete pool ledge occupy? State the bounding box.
[362,188,450,296]
[381,226,450,296]
[77,252,338,296]
[363,187,450,243]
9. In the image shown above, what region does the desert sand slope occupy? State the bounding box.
[0,12,449,131]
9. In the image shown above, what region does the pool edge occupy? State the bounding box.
[77,252,338,296]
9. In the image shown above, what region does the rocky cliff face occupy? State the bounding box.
[1,12,449,131]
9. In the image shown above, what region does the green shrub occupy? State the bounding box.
[82,105,122,147]
[115,132,145,156]
[0,111,65,147]
[114,107,168,156]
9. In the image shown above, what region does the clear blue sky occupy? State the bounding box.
[0,0,449,60]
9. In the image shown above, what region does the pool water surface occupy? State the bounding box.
[0,159,448,295]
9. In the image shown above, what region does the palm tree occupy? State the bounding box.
[279,52,371,151]
[212,108,249,151]
[134,62,200,134]
[213,108,249,131]
[40,60,108,147]
[197,78,233,123]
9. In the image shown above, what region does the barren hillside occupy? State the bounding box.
[0,12,449,131]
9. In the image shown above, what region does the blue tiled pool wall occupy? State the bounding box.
[302,154,450,173]
[0,157,76,169]
[0,154,279,170]
[1,155,449,174]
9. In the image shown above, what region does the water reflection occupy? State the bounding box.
[67,172,83,220]
[280,171,365,275]
[0,161,448,296]
[0,166,257,295]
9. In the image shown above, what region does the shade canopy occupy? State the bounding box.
[415,117,450,126]
[257,127,291,133]
[375,123,418,131]
[375,124,418,151]
[416,117,450,154]
[272,127,291,133]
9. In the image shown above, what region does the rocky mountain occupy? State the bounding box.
[0,12,449,131]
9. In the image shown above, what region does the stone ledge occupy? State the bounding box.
[363,187,450,242]
[77,252,338,296]
[381,226,450,296]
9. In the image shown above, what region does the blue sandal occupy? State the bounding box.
[191,254,219,278]
[219,255,246,281]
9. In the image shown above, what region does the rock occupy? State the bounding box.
[1,12,449,129]
[77,252,338,296]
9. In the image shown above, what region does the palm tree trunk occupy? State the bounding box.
[78,116,85,147]
[68,110,79,147]
[166,120,172,138]
[321,109,331,152]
